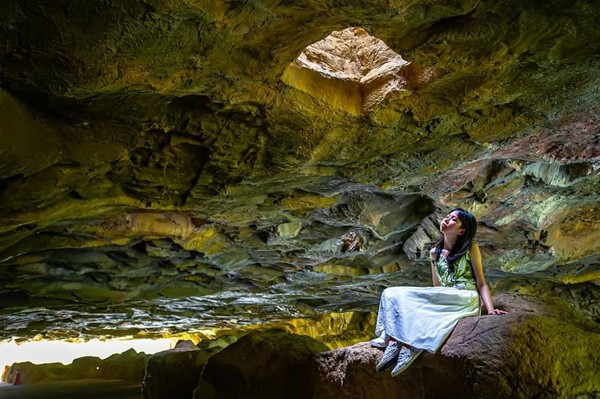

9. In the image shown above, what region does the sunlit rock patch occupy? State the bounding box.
[3,348,148,384]
[282,27,439,116]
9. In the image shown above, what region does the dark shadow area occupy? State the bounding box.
[0,379,140,399]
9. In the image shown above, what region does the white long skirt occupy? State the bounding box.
[374,286,480,353]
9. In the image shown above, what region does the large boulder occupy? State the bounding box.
[194,330,329,399]
[98,348,148,382]
[312,294,600,399]
[142,340,213,399]
[192,294,599,399]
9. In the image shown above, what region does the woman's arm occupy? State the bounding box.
[470,242,507,315]
[430,248,441,287]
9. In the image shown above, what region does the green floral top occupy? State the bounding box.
[435,251,477,290]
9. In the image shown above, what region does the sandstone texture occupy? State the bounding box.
[282,27,439,115]
[0,0,597,342]
[193,294,600,399]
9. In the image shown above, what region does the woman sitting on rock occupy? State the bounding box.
[370,208,507,376]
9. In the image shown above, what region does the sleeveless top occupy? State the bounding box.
[435,251,477,290]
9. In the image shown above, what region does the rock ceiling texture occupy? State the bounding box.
[0,0,599,340]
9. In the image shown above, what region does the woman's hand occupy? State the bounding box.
[488,308,507,315]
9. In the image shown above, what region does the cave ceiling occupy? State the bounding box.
[0,0,599,340]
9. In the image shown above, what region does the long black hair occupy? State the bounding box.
[434,208,478,271]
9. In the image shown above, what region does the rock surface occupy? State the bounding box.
[193,294,600,399]
[195,330,329,399]
[282,27,439,115]
[2,349,148,384]
[0,0,598,339]
[142,340,210,399]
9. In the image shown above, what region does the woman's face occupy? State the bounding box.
[440,211,464,236]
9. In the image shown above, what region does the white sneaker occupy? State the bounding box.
[391,346,423,377]
[369,331,389,349]
[375,341,400,371]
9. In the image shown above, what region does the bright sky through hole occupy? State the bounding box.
[0,338,174,373]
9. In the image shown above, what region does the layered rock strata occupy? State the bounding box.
[0,0,598,339]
